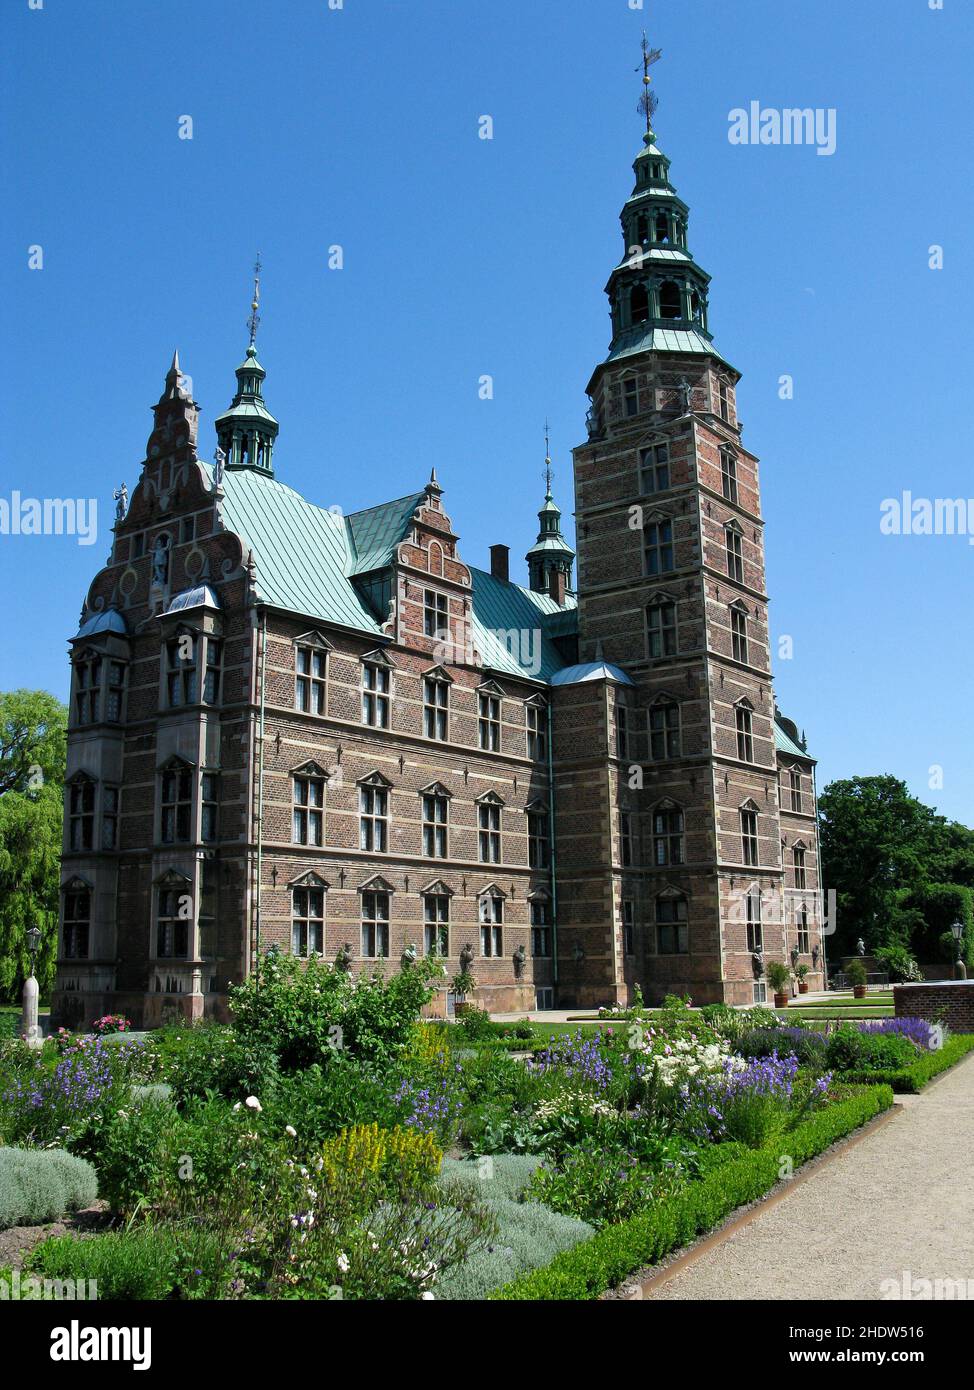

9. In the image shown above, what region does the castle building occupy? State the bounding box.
[54,100,824,1028]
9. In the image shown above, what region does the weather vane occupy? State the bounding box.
[637,30,663,134]
[247,254,262,347]
[543,419,553,496]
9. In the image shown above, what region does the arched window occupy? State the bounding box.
[635,214,648,243]
[690,291,702,323]
[630,283,649,326]
[659,281,682,319]
[655,211,669,244]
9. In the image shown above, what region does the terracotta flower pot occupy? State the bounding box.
[798,982,809,994]
[773,991,789,1009]
[853,984,867,999]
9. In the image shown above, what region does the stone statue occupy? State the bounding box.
[401,941,418,969]
[459,943,474,973]
[113,483,128,521]
[811,944,820,968]
[151,534,170,586]
[751,950,765,979]
[790,947,800,969]
[677,378,692,413]
[213,446,226,489]
[335,942,353,973]
[513,943,526,980]
[856,937,866,957]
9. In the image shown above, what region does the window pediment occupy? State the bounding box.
[420,878,454,898]
[739,798,760,812]
[475,790,506,807]
[295,630,333,651]
[477,679,505,698]
[291,760,330,779]
[650,691,679,707]
[423,664,454,684]
[734,697,755,712]
[153,867,193,888]
[523,693,547,709]
[477,881,507,900]
[647,591,677,607]
[419,781,452,799]
[359,874,395,895]
[527,886,551,901]
[360,647,395,668]
[61,874,92,892]
[158,754,195,773]
[289,870,330,891]
[656,883,688,901]
[358,770,393,789]
[792,839,809,852]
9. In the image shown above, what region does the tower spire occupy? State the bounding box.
[525,425,574,601]
[637,30,663,137]
[247,255,262,348]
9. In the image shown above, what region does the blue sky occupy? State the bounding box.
[1,0,971,825]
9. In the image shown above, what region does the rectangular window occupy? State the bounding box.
[797,907,810,955]
[623,900,635,956]
[362,663,390,728]
[640,443,670,494]
[656,897,688,955]
[616,703,629,760]
[531,899,550,958]
[478,802,501,863]
[753,980,767,1005]
[718,381,730,423]
[161,766,193,844]
[790,768,803,813]
[74,655,102,725]
[361,891,390,958]
[526,704,546,760]
[721,451,738,504]
[424,590,448,639]
[63,889,90,959]
[201,773,218,843]
[647,602,677,658]
[741,808,759,867]
[203,638,222,704]
[157,888,189,959]
[132,533,145,559]
[180,516,195,545]
[69,780,95,851]
[649,702,680,760]
[731,607,748,664]
[423,895,450,958]
[296,645,327,715]
[292,774,325,847]
[101,785,119,850]
[528,809,549,869]
[793,846,807,889]
[746,892,763,953]
[478,692,500,751]
[422,793,448,858]
[359,784,388,853]
[644,519,674,576]
[653,807,684,866]
[292,887,324,957]
[726,527,744,582]
[624,378,639,418]
[105,662,125,723]
[479,896,503,956]
[620,811,635,867]
[166,638,197,707]
[736,706,753,762]
[423,678,448,740]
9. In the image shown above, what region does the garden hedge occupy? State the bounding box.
[837,1033,974,1093]
[0,1148,98,1230]
[490,1085,893,1300]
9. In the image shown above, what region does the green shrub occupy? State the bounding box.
[737,1027,828,1068]
[490,1085,893,1300]
[436,1198,594,1301]
[0,1148,97,1230]
[455,1008,500,1041]
[259,1057,399,1146]
[826,1026,915,1073]
[26,1224,229,1300]
[846,958,868,989]
[838,1034,974,1092]
[149,1023,277,1104]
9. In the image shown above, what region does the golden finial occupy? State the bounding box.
[247,254,262,347]
[637,30,663,135]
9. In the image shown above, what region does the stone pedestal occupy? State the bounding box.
[21,974,42,1049]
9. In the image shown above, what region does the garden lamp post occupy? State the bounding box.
[951,921,967,980]
[22,923,43,1049]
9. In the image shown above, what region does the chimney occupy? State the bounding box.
[490,544,509,583]
[550,569,566,607]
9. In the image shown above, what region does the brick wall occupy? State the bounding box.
[894,981,974,1033]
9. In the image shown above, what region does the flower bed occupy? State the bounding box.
[836,1033,974,1092]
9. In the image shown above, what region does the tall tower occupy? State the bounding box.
[214,260,279,475]
[565,43,789,1006]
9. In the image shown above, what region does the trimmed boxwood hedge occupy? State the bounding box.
[838,1033,974,1093]
[490,1085,893,1301]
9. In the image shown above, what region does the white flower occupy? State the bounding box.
[233,1102,242,1112]
[337,1252,350,1273]
[245,1095,262,1112]
[285,1124,297,1138]
[421,1291,435,1300]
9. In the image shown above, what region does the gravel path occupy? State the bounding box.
[648,1056,974,1301]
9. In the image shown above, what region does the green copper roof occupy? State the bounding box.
[606,325,732,366]
[347,492,425,574]
[469,567,577,683]
[774,717,815,763]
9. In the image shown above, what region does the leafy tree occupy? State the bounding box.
[819,775,974,965]
[0,690,67,1001]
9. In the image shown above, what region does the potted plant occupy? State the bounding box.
[847,957,868,999]
[452,968,477,1017]
[795,962,810,995]
[766,960,792,1009]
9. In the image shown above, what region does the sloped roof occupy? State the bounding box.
[75,608,127,639]
[550,661,634,688]
[468,568,577,684]
[347,492,426,574]
[775,715,815,762]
